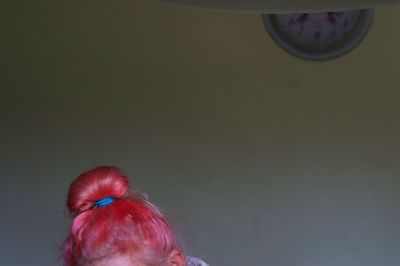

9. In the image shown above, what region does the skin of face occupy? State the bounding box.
[84,249,186,266]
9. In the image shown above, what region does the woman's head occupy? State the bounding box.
[62,166,185,266]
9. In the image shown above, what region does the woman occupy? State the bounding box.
[62,166,209,266]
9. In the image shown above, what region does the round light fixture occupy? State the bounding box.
[262,10,374,60]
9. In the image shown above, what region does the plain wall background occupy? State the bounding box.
[1,1,400,265]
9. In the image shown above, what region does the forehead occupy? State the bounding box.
[86,253,147,266]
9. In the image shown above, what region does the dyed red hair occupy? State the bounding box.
[62,166,178,266]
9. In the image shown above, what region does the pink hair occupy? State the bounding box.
[62,166,179,266]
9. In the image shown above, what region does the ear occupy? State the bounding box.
[167,249,186,266]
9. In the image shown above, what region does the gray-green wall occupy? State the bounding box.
[1,1,400,265]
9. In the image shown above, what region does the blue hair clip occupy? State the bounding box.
[94,196,115,207]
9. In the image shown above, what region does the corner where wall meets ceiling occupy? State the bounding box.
[153,0,400,13]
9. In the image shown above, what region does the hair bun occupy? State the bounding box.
[67,166,130,214]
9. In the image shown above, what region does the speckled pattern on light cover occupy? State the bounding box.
[186,256,209,266]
